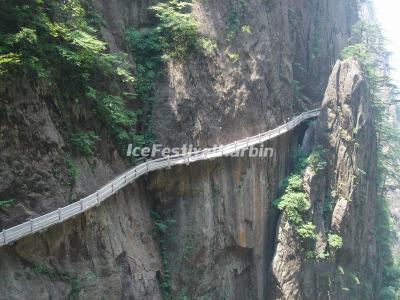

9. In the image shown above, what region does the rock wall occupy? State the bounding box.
[269,59,379,299]
[0,1,373,300]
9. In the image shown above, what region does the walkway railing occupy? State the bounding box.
[0,108,320,247]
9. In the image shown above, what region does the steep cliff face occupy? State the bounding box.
[0,1,374,300]
[92,0,358,146]
[269,59,379,299]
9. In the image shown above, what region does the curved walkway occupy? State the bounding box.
[0,108,320,247]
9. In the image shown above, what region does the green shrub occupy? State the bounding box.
[0,0,132,88]
[276,191,310,225]
[64,154,79,185]
[200,38,217,56]
[125,29,163,98]
[307,147,327,171]
[241,25,252,34]
[297,222,317,240]
[87,88,144,154]
[226,0,248,42]
[226,52,240,62]
[378,287,397,300]
[327,233,343,250]
[150,0,199,58]
[0,0,144,161]
[0,199,15,213]
[151,211,176,298]
[291,147,308,173]
[286,174,303,191]
[274,146,329,249]
[125,28,164,146]
[275,172,310,226]
[71,131,100,157]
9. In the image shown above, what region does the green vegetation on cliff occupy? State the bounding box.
[0,0,144,161]
[275,145,345,260]
[151,211,176,299]
[341,20,400,299]
[151,0,199,59]
[125,0,211,145]
[275,148,324,246]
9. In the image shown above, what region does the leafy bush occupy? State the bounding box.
[297,222,317,240]
[150,0,199,58]
[275,149,312,228]
[226,52,240,62]
[286,174,303,191]
[276,187,309,225]
[64,154,79,185]
[226,0,248,41]
[378,287,397,300]
[0,199,15,213]
[125,29,163,98]
[200,38,217,56]
[307,147,327,171]
[125,28,164,146]
[274,147,331,248]
[87,88,144,154]
[327,233,343,250]
[0,0,145,160]
[150,211,176,298]
[71,131,100,157]
[341,44,370,65]
[241,25,252,34]
[0,0,132,89]
[291,147,308,173]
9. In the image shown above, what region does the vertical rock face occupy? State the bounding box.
[91,0,358,147]
[151,0,358,147]
[0,1,378,300]
[0,182,164,300]
[148,136,294,299]
[269,59,379,300]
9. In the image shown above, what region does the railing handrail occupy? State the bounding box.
[0,109,321,247]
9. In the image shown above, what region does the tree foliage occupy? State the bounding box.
[0,0,143,157]
[150,0,199,59]
[342,20,400,297]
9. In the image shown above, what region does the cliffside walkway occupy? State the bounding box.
[0,108,321,247]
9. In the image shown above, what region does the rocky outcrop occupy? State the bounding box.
[0,180,163,299]
[0,1,367,300]
[269,59,379,299]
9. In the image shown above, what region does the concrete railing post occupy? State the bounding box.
[2,230,6,245]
